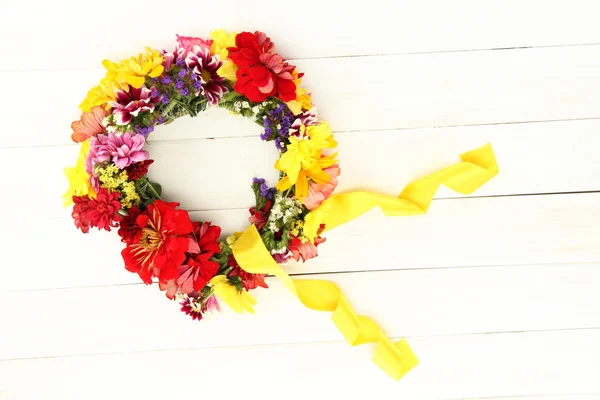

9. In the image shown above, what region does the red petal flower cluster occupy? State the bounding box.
[124,160,154,181]
[248,199,271,231]
[228,31,300,102]
[228,254,268,291]
[121,200,194,284]
[176,222,222,295]
[72,188,123,233]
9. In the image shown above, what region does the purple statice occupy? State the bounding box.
[175,79,184,89]
[253,177,276,200]
[179,88,189,96]
[161,76,172,85]
[261,103,294,149]
[160,94,170,104]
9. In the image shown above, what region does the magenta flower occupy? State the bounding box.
[176,34,212,53]
[289,108,319,139]
[109,86,159,126]
[87,132,149,171]
[185,45,229,105]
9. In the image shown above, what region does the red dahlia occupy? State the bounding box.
[177,222,222,294]
[121,200,194,284]
[227,31,299,102]
[227,254,268,291]
[124,160,154,181]
[117,205,143,245]
[72,188,123,233]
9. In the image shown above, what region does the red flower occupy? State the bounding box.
[176,222,222,294]
[117,205,143,245]
[228,31,299,102]
[227,255,268,291]
[124,160,154,181]
[248,199,271,231]
[121,200,194,284]
[72,188,123,233]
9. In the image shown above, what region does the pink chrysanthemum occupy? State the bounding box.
[185,45,229,106]
[109,86,159,126]
[86,132,149,175]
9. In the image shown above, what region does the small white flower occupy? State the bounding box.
[234,101,242,108]
[269,221,279,232]
[242,101,250,108]
[106,125,118,134]
[252,106,260,114]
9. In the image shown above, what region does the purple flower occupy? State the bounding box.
[86,132,150,170]
[185,45,229,105]
[180,294,220,321]
[175,80,184,89]
[160,94,170,104]
[176,59,186,68]
[109,86,159,126]
[178,69,187,78]
[179,87,189,96]
[161,76,172,85]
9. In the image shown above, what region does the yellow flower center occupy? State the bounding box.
[139,227,163,251]
[201,69,211,84]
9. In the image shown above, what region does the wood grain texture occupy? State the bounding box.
[3,0,600,71]
[4,119,600,221]
[1,329,599,400]
[2,2,600,398]
[2,264,599,360]
[4,193,600,292]
[4,44,600,148]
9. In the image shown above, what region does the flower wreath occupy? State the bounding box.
[63,30,499,380]
[64,30,335,317]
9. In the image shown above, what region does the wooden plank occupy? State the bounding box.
[2,0,600,71]
[2,264,599,360]
[1,329,598,400]
[4,45,600,148]
[4,193,600,292]
[3,118,600,221]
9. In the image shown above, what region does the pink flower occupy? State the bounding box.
[176,34,212,53]
[87,132,149,172]
[304,164,340,210]
[109,85,159,126]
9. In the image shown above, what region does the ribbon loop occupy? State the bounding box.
[232,143,499,381]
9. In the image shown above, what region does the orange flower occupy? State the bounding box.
[304,164,340,210]
[70,107,107,143]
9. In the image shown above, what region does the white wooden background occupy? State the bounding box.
[1,1,600,399]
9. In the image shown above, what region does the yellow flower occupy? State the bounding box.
[275,122,338,198]
[210,275,257,314]
[103,47,165,89]
[285,72,312,115]
[121,181,140,208]
[79,77,125,112]
[62,139,97,207]
[210,29,238,82]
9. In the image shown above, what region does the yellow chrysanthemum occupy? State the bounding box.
[285,72,312,115]
[275,122,338,198]
[210,275,257,314]
[62,139,97,207]
[79,77,126,112]
[103,47,165,89]
[210,29,238,82]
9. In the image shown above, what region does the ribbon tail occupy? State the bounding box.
[305,142,499,236]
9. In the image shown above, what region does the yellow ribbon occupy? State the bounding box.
[232,143,498,380]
